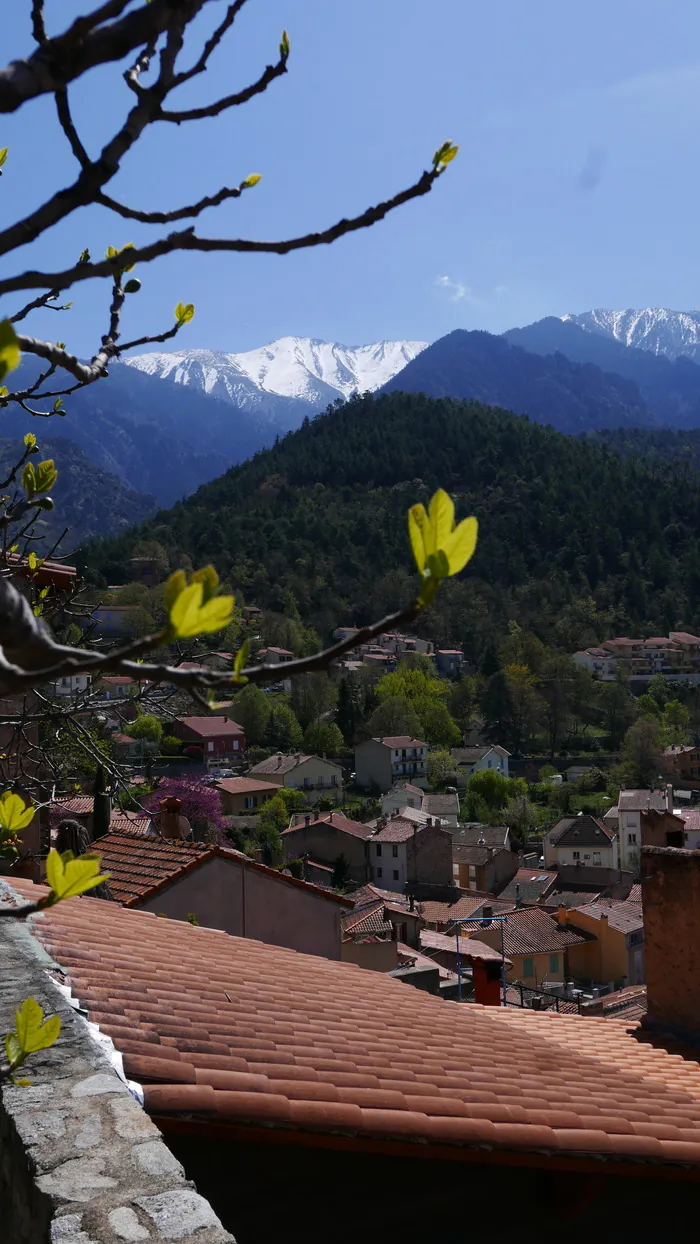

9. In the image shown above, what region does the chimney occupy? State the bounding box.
[515,882,521,908]
[159,797,188,841]
[486,847,494,862]
[556,904,567,927]
[666,783,674,814]
[481,903,493,919]
[642,846,700,1041]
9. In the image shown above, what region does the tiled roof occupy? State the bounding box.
[420,929,509,966]
[451,825,509,849]
[90,831,352,909]
[216,777,282,795]
[395,942,457,982]
[282,812,375,842]
[452,844,511,866]
[543,889,602,910]
[366,806,430,830]
[109,812,152,837]
[493,908,590,957]
[627,884,643,904]
[422,793,459,818]
[498,869,557,905]
[418,895,494,925]
[599,986,648,1022]
[342,902,393,939]
[373,736,427,748]
[618,791,668,813]
[372,816,438,844]
[678,809,700,832]
[176,716,244,738]
[348,883,410,909]
[52,796,93,816]
[574,899,644,935]
[9,875,700,1174]
[550,815,615,848]
[452,747,489,764]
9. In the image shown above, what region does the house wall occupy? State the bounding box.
[407,824,453,889]
[286,757,343,796]
[171,723,244,757]
[137,856,344,959]
[503,949,565,986]
[381,788,422,816]
[552,843,617,870]
[280,823,368,883]
[642,846,700,1037]
[341,939,398,972]
[355,741,391,792]
[455,849,519,893]
[370,840,406,891]
[219,788,276,815]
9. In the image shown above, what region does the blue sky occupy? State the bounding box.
[4,0,700,354]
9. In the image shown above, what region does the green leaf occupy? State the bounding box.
[174,301,195,325]
[44,849,110,903]
[27,552,39,571]
[280,29,290,57]
[14,998,61,1055]
[0,319,20,384]
[408,503,429,572]
[53,398,63,413]
[78,248,91,265]
[0,791,35,832]
[163,569,187,612]
[0,386,8,399]
[190,564,219,603]
[34,459,58,495]
[241,174,262,189]
[21,461,36,497]
[0,148,8,169]
[442,515,478,575]
[23,433,37,449]
[169,582,234,639]
[432,140,458,168]
[5,1031,21,1067]
[233,639,250,684]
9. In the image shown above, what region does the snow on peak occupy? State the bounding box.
[562,308,700,361]
[122,336,428,412]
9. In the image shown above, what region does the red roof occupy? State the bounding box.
[8,875,700,1175]
[176,716,245,738]
[283,812,375,842]
[490,908,590,957]
[372,817,442,844]
[375,736,427,748]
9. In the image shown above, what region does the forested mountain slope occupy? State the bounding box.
[84,392,700,660]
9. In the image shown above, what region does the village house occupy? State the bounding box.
[380,781,424,816]
[216,775,282,815]
[563,898,645,987]
[451,744,510,778]
[91,828,351,959]
[91,673,138,701]
[416,892,505,931]
[354,735,428,792]
[434,648,465,677]
[368,813,453,894]
[616,787,673,872]
[477,905,591,987]
[451,823,511,851]
[248,752,344,802]
[452,840,519,893]
[664,743,700,782]
[7,842,700,1241]
[544,813,619,870]
[49,671,92,696]
[281,810,375,884]
[170,715,246,762]
[497,867,558,906]
[421,791,460,827]
[573,630,700,683]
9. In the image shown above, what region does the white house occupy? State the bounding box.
[451,745,510,778]
[544,814,619,870]
[380,782,424,818]
[355,737,428,793]
[50,673,92,696]
[617,787,672,873]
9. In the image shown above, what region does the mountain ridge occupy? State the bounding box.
[563,308,700,362]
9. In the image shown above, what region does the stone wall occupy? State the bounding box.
[0,907,236,1244]
[642,845,700,1040]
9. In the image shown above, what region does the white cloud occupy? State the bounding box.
[435,275,472,303]
[608,61,700,100]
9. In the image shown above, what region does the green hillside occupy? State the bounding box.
[83,392,700,661]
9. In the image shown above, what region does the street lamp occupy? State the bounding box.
[449,914,509,1006]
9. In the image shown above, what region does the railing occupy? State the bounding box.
[505,982,583,1014]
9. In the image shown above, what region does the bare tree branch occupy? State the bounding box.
[160,53,288,124]
[0,0,211,114]
[55,88,90,168]
[31,1,47,47]
[10,289,62,324]
[172,0,249,87]
[96,181,246,224]
[0,167,442,296]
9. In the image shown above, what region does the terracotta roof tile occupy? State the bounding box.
[7,875,700,1175]
[487,908,591,956]
[177,716,244,738]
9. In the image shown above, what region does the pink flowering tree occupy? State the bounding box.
[146,778,225,843]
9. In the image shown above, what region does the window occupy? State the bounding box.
[245,796,254,810]
[331,776,338,786]
[392,845,398,858]
[469,865,476,878]
[376,844,382,857]
[549,953,559,974]
[207,742,214,752]
[628,833,637,845]
[523,957,535,979]
[572,850,580,859]
[593,852,601,866]
[393,870,399,881]
[233,740,238,750]
[376,867,383,879]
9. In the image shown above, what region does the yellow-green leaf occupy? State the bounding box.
[190,564,219,604]
[163,569,187,612]
[0,148,8,168]
[23,433,37,449]
[0,791,35,832]
[35,460,57,495]
[442,515,478,575]
[439,144,458,165]
[408,504,428,572]
[14,998,61,1055]
[27,552,38,570]
[22,462,36,496]
[242,174,262,189]
[0,318,20,384]
[428,489,455,553]
[44,849,110,903]
[5,1031,21,1067]
[174,301,195,325]
[280,29,290,57]
[233,639,250,684]
[169,582,234,639]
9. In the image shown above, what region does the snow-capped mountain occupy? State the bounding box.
[121,336,427,420]
[563,308,700,362]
